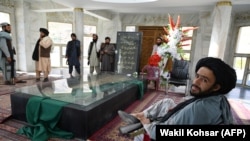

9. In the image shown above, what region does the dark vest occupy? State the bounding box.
[40,45,51,58]
[88,41,100,60]
[2,36,14,60]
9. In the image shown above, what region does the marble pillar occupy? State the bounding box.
[73,8,84,75]
[98,13,122,43]
[15,0,29,71]
[208,1,232,59]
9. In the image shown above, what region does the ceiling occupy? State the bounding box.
[50,0,250,13]
[28,0,250,20]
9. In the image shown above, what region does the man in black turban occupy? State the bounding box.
[32,27,53,82]
[193,57,237,96]
[117,57,237,141]
[39,28,49,36]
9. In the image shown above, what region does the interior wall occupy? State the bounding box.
[97,13,122,44]
[2,1,249,74]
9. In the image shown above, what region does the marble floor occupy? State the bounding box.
[226,86,250,109]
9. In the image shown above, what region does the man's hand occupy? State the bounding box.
[140,117,150,124]
[6,57,11,63]
[132,113,151,124]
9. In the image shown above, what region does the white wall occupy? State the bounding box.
[1,0,250,74]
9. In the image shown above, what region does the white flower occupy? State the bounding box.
[162,71,170,79]
[156,46,165,57]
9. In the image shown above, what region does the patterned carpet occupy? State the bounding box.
[88,90,185,141]
[88,91,250,141]
[0,79,249,141]
[228,99,250,124]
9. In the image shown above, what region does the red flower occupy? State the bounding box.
[148,53,161,66]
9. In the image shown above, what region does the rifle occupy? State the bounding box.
[119,122,143,135]
[6,40,15,83]
[4,47,15,84]
[10,58,15,83]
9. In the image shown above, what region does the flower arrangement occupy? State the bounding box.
[149,14,198,80]
[148,52,161,66]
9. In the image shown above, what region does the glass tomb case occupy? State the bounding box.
[14,72,144,106]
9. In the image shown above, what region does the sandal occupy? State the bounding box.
[4,81,15,85]
[15,80,27,83]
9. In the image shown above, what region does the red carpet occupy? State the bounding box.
[229,99,250,124]
[88,90,185,141]
[88,91,250,141]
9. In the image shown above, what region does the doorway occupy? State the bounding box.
[138,26,164,71]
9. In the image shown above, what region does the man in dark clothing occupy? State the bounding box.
[65,33,81,78]
[100,36,115,72]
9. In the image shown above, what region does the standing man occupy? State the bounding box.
[32,28,53,82]
[0,22,26,85]
[100,36,115,72]
[151,37,163,55]
[88,34,101,74]
[65,33,81,78]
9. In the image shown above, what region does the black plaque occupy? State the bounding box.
[115,32,142,74]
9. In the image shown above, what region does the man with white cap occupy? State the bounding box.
[0,22,26,84]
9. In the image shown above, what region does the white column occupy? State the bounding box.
[208,1,232,59]
[73,8,84,75]
[15,0,28,71]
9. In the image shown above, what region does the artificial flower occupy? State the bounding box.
[147,14,198,81]
[148,52,161,66]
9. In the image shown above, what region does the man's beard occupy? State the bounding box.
[190,84,216,98]
[156,43,161,46]
[40,35,46,38]
[4,30,10,33]
[93,39,97,42]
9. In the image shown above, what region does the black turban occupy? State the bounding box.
[195,57,237,94]
[39,28,49,35]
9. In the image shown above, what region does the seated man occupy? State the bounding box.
[118,57,237,141]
